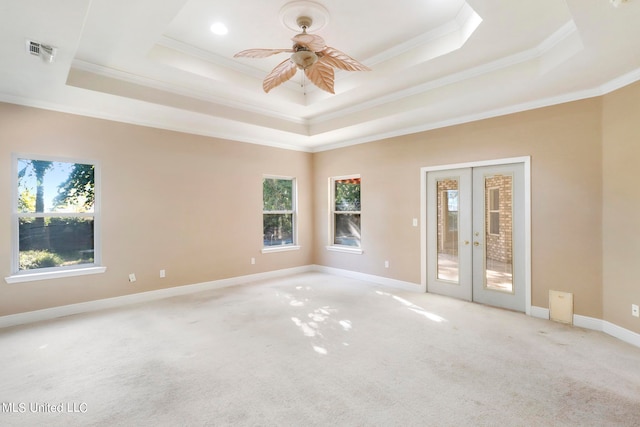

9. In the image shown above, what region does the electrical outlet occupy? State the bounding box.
[160,269,166,278]
[128,273,136,283]
[412,218,418,227]
[632,304,639,318]
[251,257,256,265]
[384,260,390,268]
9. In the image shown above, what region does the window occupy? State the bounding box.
[489,187,500,235]
[262,176,297,251]
[330,176,361,251]
[9,156,103,282]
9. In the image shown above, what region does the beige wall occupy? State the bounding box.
[0,104,313,316]
[313,99,604,318]
[603,80,640,333]
[3,81,639,334]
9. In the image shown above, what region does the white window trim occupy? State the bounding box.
[327,174,362,254]
[5,266,107,284]
[7,153,105,283]
[262,245,301,254]
[325,245,363,254]
[262,175,298,250]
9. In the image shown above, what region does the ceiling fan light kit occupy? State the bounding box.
[291,49,318,69]
[234,1,370,94]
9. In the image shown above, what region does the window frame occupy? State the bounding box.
[488,186,500,236]
[261,175,300,254]
[327,174,363,254]
[5,154,106,284]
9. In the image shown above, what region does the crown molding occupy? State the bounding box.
[4,63,639,154]
[70,59,307,126]
[310,69,640,152]
[0,93,313,152]
[309,20,579,126]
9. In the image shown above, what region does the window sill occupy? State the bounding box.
[5,266,107,284]
[326,245,363,254]
[261,245,301,254]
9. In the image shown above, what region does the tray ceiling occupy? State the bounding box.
[1,0,639,151]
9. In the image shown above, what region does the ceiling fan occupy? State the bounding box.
[234,16,370,94]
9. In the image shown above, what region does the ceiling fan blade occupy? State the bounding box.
[305,60,335,94]
[263,58,298,93]
[234,48,293,58]
[320,47,370,72]
[292,33,326,52]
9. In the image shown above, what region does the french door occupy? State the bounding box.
[426,163,525,312]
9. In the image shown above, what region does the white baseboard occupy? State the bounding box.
[0,265,314,329]
[573,314,603,331]
[0,265,417,328]
[530,306,550,320]
[2,265,639,349]
[311,265,422,292]
[513,307,640,349]
[603,321,640,348]
[572,314,640,348]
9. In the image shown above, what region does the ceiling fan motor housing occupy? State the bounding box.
[296,16,313,30]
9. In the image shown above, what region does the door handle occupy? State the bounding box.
[473,241,480,247]
[464,240,470,245]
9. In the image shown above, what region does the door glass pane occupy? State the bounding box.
[436,179,459,282]
[484,174,513,292]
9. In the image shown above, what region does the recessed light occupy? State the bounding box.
[210,22,228,35]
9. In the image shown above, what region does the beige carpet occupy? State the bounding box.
[1,272,639,426]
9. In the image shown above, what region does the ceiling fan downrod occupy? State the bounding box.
[296,16,313,33]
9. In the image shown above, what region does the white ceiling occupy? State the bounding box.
[1,0,639,152]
